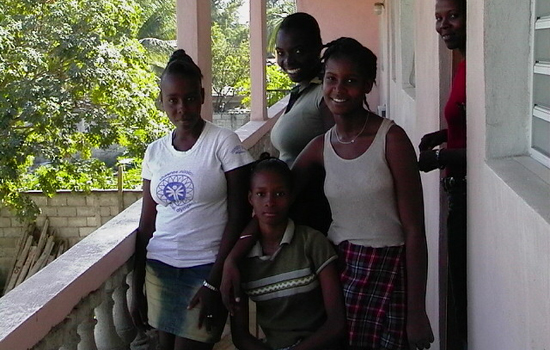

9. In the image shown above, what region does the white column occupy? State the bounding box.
[176,0,213,121]
[249,0,267,121]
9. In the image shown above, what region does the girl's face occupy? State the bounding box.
[249,170,292,227]
[160,74,204,131]
[275,28,321,83]
[435,0,466,51]
[323,56,373,117]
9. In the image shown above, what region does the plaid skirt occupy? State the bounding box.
[337,241,406,349]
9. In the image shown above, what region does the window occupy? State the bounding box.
[400,0,415,89]
[531,0,550,167]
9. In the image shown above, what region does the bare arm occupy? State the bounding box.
[189,164,252,328]
[290,135,325,219]
[386,126,434,349]
[131,179,157,330]
[293,261,346,350]
[418,129,448,151]
[208,164,252,287]
[230,296,272,350]
[221,217,259,313]
[319,99,335,131]
[418,147,466,173]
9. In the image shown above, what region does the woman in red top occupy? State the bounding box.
[418,0,467,348]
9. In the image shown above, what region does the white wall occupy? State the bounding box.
[468,0,550,348]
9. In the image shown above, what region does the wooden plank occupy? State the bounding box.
[14,246,38,288]
[28,235,55,278]
[4,234,33,294]
[56,241,66,259]
[34,219,50,259]
[3,228,31,294]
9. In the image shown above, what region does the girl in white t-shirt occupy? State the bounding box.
[131,49,254,350]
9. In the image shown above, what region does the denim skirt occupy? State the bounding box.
[145,259,226,343]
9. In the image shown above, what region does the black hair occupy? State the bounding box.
[161,49,203,83]
[278,12,322,49]
[321,37,377,110]
[251,152,293,191]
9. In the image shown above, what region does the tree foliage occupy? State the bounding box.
[211,0,248,45]
[134,0,176,76]
[0,0,297,220]
[266,0,296,54]
[237,64,294,108]
[0,0,168,220]
[211,22,250,112]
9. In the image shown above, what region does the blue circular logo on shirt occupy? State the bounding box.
[156,173,194,208]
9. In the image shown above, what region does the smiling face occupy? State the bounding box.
[249,170,292,228]
[275,28,322,84]
[435,0,466,51]
[323,56,373,117]
[160,74,204,131]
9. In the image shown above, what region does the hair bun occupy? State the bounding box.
[258,152,272,160]
[169,49,191,64]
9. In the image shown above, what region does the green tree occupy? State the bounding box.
[211,22,250,112]
[266,0,296,53]
[211,0,248,45]
[0,0,168,220]
[134,0,176,76]
[237,64,294,108]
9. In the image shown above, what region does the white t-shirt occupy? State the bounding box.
[141,121,254,268]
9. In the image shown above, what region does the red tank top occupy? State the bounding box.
[445,60,466,177]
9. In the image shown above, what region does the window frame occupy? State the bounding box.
[529,1,550,168]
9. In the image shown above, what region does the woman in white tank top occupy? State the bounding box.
[292,38,434,350]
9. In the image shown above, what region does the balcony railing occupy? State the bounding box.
[0,101,286,350]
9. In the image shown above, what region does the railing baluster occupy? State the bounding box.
[77,309,98,350]
[60,320,79,350]
[95,280,127,350]
[113,263,137,346]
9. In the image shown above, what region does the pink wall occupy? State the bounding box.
[297,0,381,110]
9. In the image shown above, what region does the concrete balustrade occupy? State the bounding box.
[0,200,141,350]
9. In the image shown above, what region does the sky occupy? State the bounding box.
[238,0,250,24]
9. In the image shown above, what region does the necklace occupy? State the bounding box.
[334,113,370,144]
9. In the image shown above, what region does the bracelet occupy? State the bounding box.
[202,280,219,292]
[239,234,253,240]
[435,149,445,169]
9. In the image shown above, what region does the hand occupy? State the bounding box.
[418,150,440,173]
[407,310,434,350]
[419,130,447,151]
[130,289,151,332]
[220,258,242,316]
[188,286,225,331]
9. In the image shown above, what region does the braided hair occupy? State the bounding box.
[322,37,377,110]
[251,153,293,191]
[161,49,203,84]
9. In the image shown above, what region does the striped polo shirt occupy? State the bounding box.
[240,219,337,349]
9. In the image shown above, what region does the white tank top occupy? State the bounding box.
[323,118,404,247]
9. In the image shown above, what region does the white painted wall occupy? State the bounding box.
[387,0,550,348]
[468,0,550,348]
